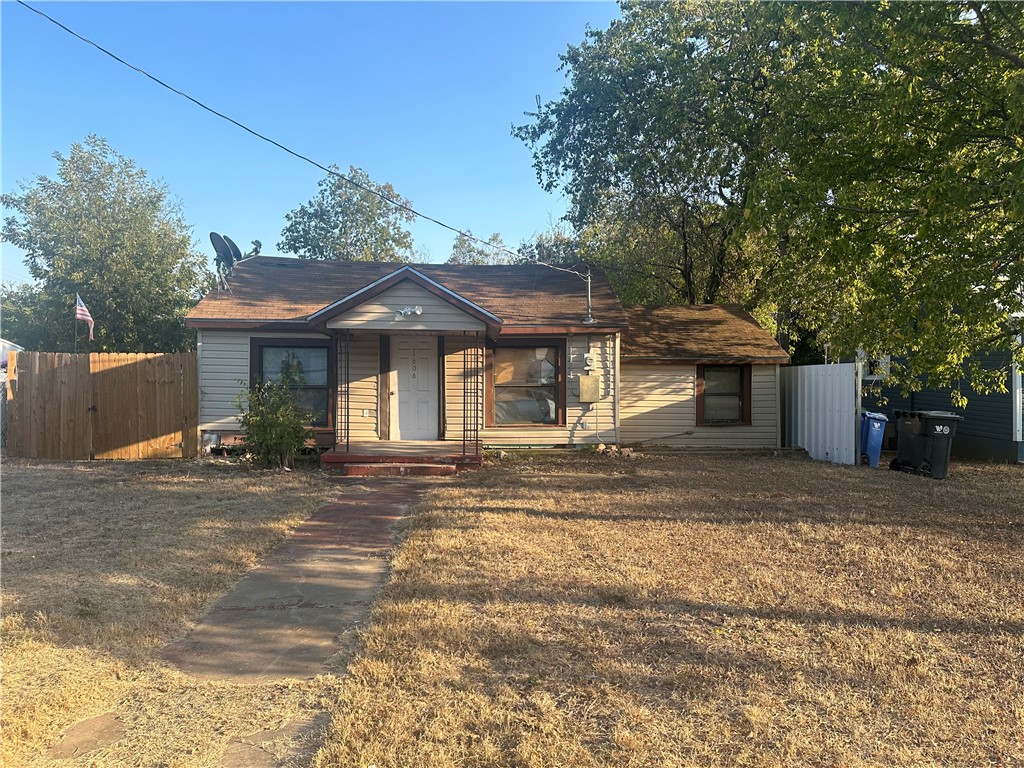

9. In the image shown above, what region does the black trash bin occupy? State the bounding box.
[890,410,963,480]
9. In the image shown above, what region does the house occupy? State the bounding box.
[185,257,788,462]
[1,338,25,366]
[620,305,790,448]
[862,348,1024,463]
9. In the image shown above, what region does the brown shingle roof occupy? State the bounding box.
[186,257,626,330]
[622,305,789,364]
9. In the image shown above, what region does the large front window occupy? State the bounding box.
[256,342,330,427]
[493,346,559,425]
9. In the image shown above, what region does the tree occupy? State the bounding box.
[278,165,415,261]
[518,1,1024,396]
[516,222,580,267]
[1,135,211,352]
[515,2,777,306]
[749,2,1024,399]
[446,231,509,265]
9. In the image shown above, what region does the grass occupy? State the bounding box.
[2,452,1021,766]
[0,458,342,767]
[312,451,1023,767]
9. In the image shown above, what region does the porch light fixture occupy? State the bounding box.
[394,305,423,321]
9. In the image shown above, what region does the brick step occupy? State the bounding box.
[340,463,458,477]
[321,453,481,466]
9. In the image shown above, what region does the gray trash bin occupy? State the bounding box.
[890,410,963,480]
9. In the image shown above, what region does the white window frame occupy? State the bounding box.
[857,349,891,381]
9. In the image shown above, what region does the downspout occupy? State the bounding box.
[614,331,622,447]
[196,329,205,446]
[1013,334,1022,444]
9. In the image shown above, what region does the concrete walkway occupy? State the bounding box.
[162,478,433,683]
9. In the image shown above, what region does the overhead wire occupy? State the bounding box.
[14,0,590,273]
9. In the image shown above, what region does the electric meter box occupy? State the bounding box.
[578,373,602,403]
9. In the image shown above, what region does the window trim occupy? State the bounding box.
[485,340,566,428]
[696,364,752,426]
[857,349,891,381]
[249,337,336,430]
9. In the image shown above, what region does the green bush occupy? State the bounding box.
[234,356,313,469]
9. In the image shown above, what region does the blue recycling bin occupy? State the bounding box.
[860,411,888,468]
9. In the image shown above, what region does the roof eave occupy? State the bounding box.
[622,355,790,365]
[186,318,313,330]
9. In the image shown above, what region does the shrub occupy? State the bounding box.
[234,355,313,469]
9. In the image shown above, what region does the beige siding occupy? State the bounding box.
[443,335,484,439]
[197,330,331,432]
[337,335,379,441]
[620,364,779,448]
[326,282,486,332]
[480,333,618,447]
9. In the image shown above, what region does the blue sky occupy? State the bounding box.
[1,1,620,285]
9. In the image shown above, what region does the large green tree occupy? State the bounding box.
[515,1,777,306]
[1,135,211,352]
[278,165,415,262]
[750,2,1024,397]
[446,231,509,265]
[519,1,1024,396]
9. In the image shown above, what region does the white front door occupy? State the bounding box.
[392,336,439,440]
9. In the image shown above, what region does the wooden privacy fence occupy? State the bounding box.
[5,351,198,460]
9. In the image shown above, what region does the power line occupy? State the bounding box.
[15,0,544,265]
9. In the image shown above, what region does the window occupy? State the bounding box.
[857,350,891,381]
[697,365,751,426]
[490,345,562,425]
[251,340,331,427]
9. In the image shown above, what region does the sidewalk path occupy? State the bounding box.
[162,479,433,683]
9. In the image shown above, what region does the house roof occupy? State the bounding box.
[186,257,626,333]
[622,305,790,364]
[1,338,24,368]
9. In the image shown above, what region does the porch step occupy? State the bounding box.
[321,452,480,466]
[341,463,458,477]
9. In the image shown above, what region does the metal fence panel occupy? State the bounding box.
[781,363,860,465]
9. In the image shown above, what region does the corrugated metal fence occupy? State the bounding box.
[5,351,198,460]
[781,363,861,465]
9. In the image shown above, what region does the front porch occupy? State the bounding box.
[321,440,483,476]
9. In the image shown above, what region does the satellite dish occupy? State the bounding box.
[223,235,243,265]
[210,232,235,292]
[210,232,232,270]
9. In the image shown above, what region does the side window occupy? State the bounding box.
[697,365,751,426]
[858,350,891,381]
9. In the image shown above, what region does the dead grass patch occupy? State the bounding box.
[1,459,341,767]
[314,452,1024,767]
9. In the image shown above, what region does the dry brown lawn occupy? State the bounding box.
[1,459,343,767]
[314,452,1023,767]
[2,452,1022,767]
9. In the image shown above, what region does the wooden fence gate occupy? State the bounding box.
[5,351,198,460]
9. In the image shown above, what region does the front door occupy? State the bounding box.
[392,336,438,440]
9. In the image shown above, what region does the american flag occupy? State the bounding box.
[75,293,95,341]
